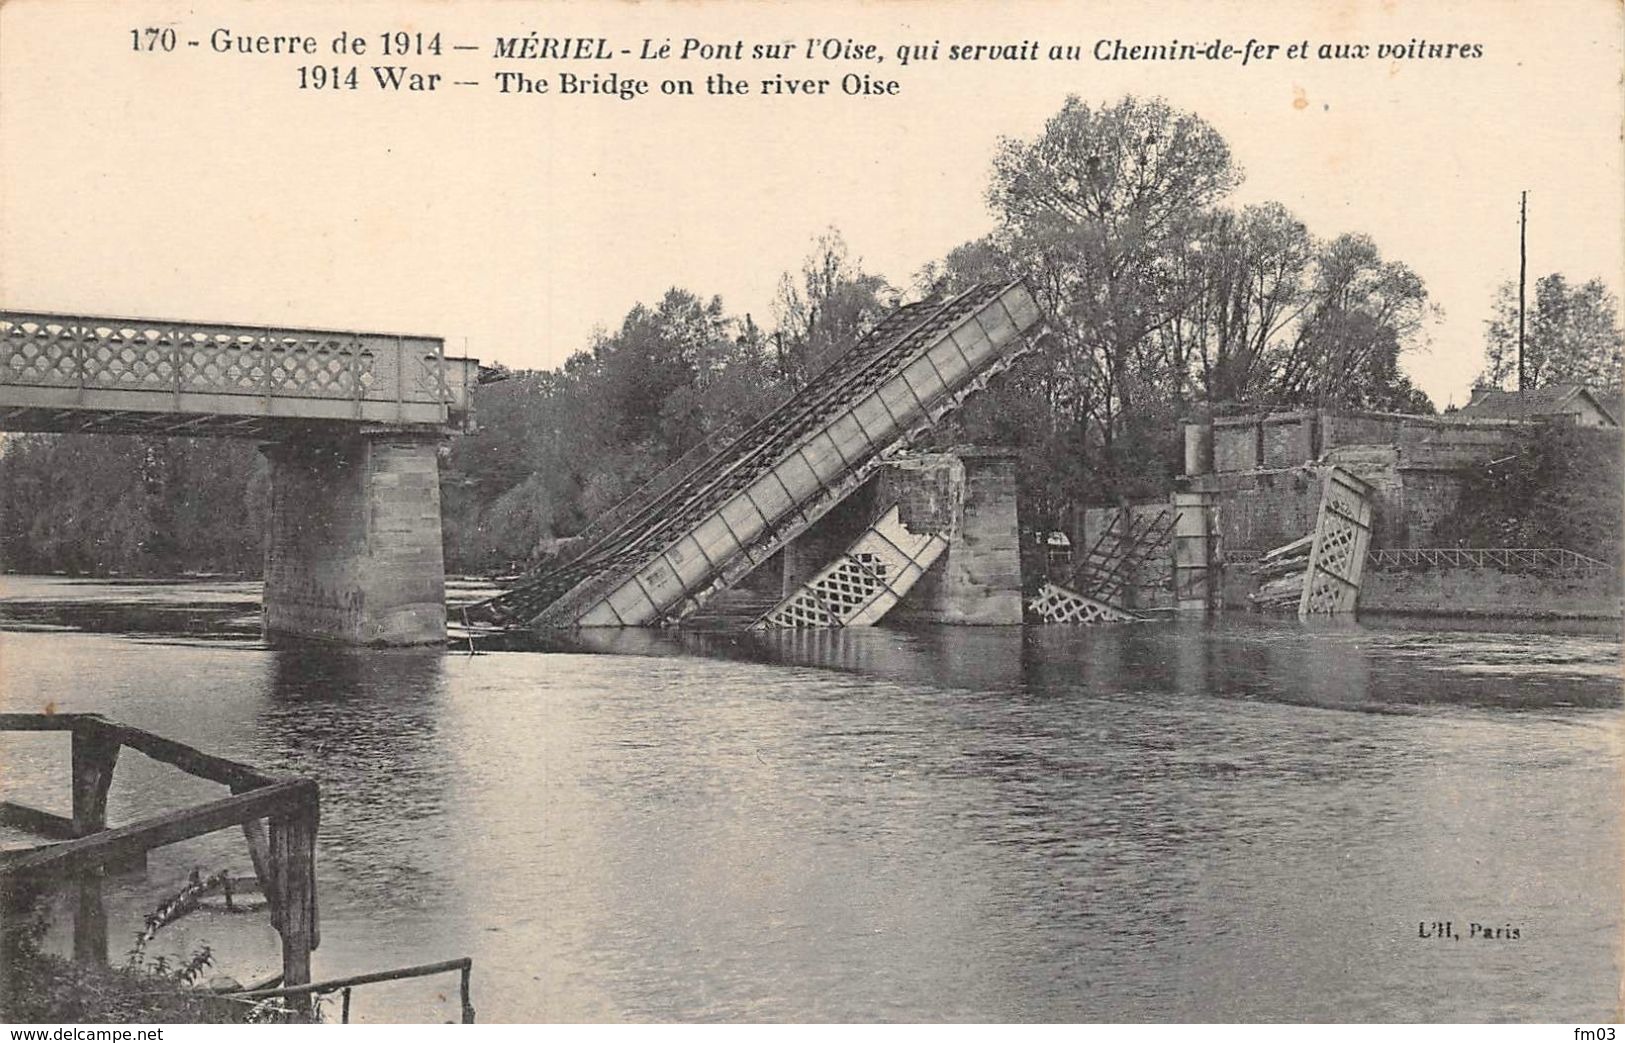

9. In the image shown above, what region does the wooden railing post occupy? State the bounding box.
[269,799,319,995]
[3,717,330,1009]
[460,961,476,1024]
[73,871,107,965]
[70,724,120,837]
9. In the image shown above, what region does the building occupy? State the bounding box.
[1455,384,1620,427]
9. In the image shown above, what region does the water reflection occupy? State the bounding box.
[539,616,1621,714]
[257,647,459,914]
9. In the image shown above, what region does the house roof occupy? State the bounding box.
[1456,384,1620,426]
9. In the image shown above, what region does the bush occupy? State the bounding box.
[1432,422,1624,563]
[0,903,299,1025]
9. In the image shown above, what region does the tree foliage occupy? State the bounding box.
[1479,273,1624,392]
[440,286,791,572]
[987,96,1241,433]
[2,95,1461,576]
[772,228,896,388]
[0,435,266,575]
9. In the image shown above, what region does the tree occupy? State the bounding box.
[0,434,265,576]
[1159,202,1315,410]
[773,229,895,388]
[949,96,1246,518]
[1272,233,1433,411]
[920,93,1442,528]
[1432,422,1623,563]
[436,286,790,572]
[988,95,1241,431]
[1480,273,1625,392]
[439,369,585,567]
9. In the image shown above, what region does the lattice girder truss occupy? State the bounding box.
[1298,465,1374,618]
[753,504,948,629]
[1028,581,1141,625]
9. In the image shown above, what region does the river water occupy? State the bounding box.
[1,577,1619,1022]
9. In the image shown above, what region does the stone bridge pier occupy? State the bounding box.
[883,447,1024,625]
[262,430,448,646]
[773,445,1025,627]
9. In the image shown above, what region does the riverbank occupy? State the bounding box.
[1359,568,1622,620]
[0,935,286,1024]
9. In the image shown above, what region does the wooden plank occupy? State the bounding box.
[1,714,274,788]
[1259,533,1315,563]
[240,815,283,933]
[0,713,88,731]
[86,719,275,789]
[0,802,76,840]
[0,780,315,880]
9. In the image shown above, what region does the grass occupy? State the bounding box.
[0,910,306,1025]
[0,948,255,1024]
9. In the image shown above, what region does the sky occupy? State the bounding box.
[1,0,1621,409]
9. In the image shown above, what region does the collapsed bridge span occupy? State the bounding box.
[463,280,1045,629]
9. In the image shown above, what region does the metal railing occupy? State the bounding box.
[0,310,477,433]
[1366,547,1616,574]
[228,956,475,1024]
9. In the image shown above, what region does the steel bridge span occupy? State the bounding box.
[1,311,481,645]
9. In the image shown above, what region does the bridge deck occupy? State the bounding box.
[1,312,477,437]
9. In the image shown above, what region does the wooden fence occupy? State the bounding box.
[0,713,319,990]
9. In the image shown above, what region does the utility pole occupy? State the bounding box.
[1518,190,1527,417]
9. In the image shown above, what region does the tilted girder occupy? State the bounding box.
[466,280,1045,629]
